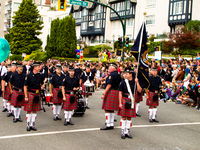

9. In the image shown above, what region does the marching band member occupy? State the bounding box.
[9,63,26,123]
[62,64,69,77]
[62,66,79,126]
[1,64,10,112]
[118,68,142,139]
[133,66,143,117]
[49,64,65,121]
[146,68,162,123]
[80,65,94,109]
[24,62,45,131]
[100,63,121,130]
[2,62,17,117]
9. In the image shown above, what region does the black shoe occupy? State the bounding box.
[7,112,12,117]
[125,134,133,139]
[114,119,117,122]
[121,134,126,139]
[13,118,17,123]
[56,116,62,120]
[11,113,14,117]
[153,119,159,123]
[149,119,153,123]
[68,120,74,125]
[53,116,57,121]
[31,126,37,131]
[27,126,31,131]
[85,106,90,109]
[100,125,110,130]
[17,118,23,122]
[2,108,7,112]
[109,126,114,129]
[64,120,68,126]
[136,113,141,117]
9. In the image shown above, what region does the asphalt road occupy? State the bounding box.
[0,89,200,150]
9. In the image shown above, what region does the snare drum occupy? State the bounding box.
[84,82,95,93]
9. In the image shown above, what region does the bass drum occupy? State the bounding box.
[73,97,86,116]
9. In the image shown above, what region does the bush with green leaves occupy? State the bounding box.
[9,54,23,61]
[26,50,47,61]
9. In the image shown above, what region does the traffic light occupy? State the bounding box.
[118,37,122,48]
[58,0,66,11]
[154,46,160,51]
[125,37,129,47]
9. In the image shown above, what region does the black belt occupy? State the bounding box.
[110,88,118,90]
[122,94,129,98]
[54,86,62,88]
[13,88,23,92]
[28,89,40,93]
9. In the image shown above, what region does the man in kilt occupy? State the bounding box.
[2,62,17,117]
[1,64,10,112]
[62,64,69,77]
[62,66,79,126]
[146,68,162,123]
[133,66,143,117]
[24,62,45,131]
[49,64,65,121]
[80,65,94,109]
[100,63,121,130]
[118,68,142,139]
[9,63,26,123]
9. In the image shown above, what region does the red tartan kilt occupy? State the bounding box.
[81,84,92,97]
[118,97,136,118]
[146,91,159,106]
[51,88,63,104]
[11,90,24,107]
[102,90,119,111]
[63,93,77,111]
[135,92,143,103]
[3,86,12,101]
[24,92,41,112]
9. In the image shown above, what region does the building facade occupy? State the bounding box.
[71,0,200,45]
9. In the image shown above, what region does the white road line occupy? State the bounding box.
[0,122,200,140]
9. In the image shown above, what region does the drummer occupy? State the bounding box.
[49,64,65,121]
[62,66,79,126]
[80,65,94,109]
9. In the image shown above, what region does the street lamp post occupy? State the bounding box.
[86,0,127,61]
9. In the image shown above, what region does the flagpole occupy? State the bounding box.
[131,17,146,109]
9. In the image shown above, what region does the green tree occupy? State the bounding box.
[8,0,43,54]
[184,20,200,33]
[47,18,60,57]
[46,15,77,58]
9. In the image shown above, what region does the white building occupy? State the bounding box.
[71,0,200,45]
[0,0,71,50]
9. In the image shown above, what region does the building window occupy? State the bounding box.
[49,17,52,23]
[146,0,156,7]
[39,17,43,22]
[128,18,133,26]
[173,1,183,15]
[13,2,20,9]
[146,15,155,25]
[95,20,101,28]
[82,22,87,30]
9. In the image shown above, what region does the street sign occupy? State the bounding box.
[70,0,88,7]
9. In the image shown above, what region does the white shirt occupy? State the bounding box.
[0,66,7,76]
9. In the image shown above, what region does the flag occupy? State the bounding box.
[130,22,150,89]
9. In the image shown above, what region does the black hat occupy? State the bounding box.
[17,63,23,67]
[86,65,90,69]
[32,62,41,66]
[125,67,134,73]
[7,64,11,67]
[69,66,74,71]
[152,68,158,71]
[109,63,117,69]
[11,61,17,66]
[56,64,62,69]
[63,64,68,68]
